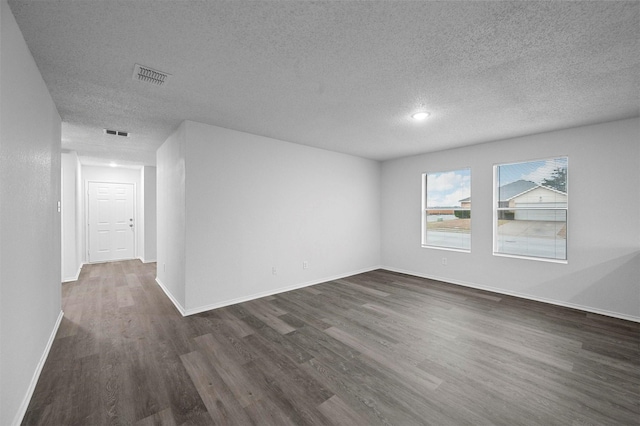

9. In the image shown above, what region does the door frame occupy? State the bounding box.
[85,180,137,263]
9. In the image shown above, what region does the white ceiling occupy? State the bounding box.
[8,1,640,166]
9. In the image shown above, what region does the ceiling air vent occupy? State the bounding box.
[133,64,171,86]
[104,129,129,137]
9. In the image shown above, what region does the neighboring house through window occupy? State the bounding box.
[422,168,471,252]
[493,157,568,262]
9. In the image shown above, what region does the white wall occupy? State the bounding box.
[184,121,381,312]
[81,165,142,263]
[142,166,157,262]
[156,122,187,308]
[0,1,63,424]
[61,151,82,281]
[381,118,640,321]
[157,121,381,314]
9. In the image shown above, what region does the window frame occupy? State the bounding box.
[492,156,568,263]
[421,168,471,253]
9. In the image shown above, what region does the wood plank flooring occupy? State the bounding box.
[22,260,640,425]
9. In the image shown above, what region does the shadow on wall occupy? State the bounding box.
[530,250,640,319]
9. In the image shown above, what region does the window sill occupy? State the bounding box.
[493,252,567,264]
[422,245,470,253]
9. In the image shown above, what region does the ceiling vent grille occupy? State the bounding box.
[133,64,171,86]
[104,129,129,137]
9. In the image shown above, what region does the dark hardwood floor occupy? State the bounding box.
[23,260,639,425]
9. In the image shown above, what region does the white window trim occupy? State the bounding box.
[421,169,471,253]
[493,252,568,264]
[422,244,471,253]
[492,157,568,263]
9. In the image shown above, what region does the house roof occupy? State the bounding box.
[463,180,567,203]
[497,180,538,201]
[507,183,567,201]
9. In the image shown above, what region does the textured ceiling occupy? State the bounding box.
[8,1,640,166]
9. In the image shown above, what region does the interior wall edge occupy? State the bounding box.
[62,263,83,283]
[11,310,64,426]
[155,277,186,317]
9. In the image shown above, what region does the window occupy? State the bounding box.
[494,157,568,262]
[422,168,471,251]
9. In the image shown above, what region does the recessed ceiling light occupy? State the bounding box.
[411,111,430,121]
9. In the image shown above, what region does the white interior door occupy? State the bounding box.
[88,182,135,262]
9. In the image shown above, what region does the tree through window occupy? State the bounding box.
[494,157,568,261]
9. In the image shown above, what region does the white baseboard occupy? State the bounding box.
[138,257,156,264]
[62,263,83,283]
[155,277,186,316]
[12,310,64,426]
[182,266,382,316]
[155,266,381,317]
[380,266,640,324]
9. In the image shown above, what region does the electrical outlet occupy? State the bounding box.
[272,267,277,275]
[303,261,308,269]
[442,257,447,266]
